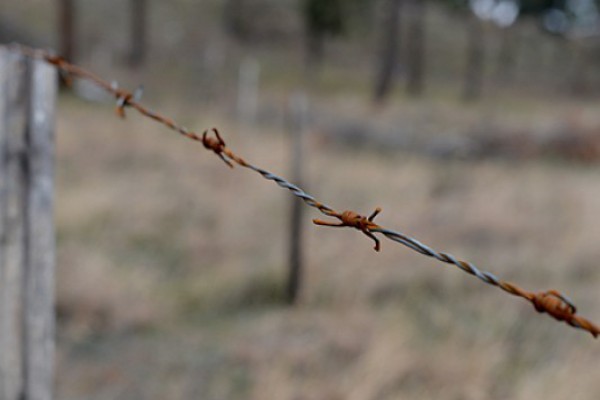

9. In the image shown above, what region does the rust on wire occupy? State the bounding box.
[202,128,233,168]
[114,89,133,118]
[314,207,383,251]
[10,43,599,339]
[529,290,598,336]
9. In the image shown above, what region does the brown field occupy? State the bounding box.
[54,94,600,400]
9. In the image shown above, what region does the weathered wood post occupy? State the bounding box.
[0,47,57,400]
[286,92,309,305]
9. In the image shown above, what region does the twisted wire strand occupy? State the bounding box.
[10,44,599,338]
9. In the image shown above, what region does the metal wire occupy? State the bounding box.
[10,43,599,338]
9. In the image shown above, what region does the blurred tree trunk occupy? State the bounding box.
[373,0,403,104]
[494,27,518,87]
[303,0,345,72]
[128,0,147,67]
[224,0,246,39]
[463,15,485,101]
[57,0,75,61]
[405,0,426,96]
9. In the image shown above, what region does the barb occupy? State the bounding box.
[202,128,233,168]
[314,207,383,251]
[9,43,599,338]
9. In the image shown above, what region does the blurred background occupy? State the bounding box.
[2,0,600,399]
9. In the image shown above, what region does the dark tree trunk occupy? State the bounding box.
[303,0,344,73]
[494,28,518,87]
[58,0,75,61]
[374,0,403,104]
[463,15,485,102]
[129,0,147,67]
[224,0,245,39]
[405,0,426,96]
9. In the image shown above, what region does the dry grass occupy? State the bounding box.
[53,94,600,400]
[3,1,598,397]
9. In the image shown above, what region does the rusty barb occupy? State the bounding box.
[529,290,598,335]
[9,43,599,339]
[314,207,383,251]
[202,128,233,168]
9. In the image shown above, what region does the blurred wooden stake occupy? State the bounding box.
[286,92,309,305]
[0,46,27,400]
[0,47,57,400]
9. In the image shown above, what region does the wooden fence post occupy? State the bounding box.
[0,45,28,400]
[286,92,309,305]
[0,47,57,400]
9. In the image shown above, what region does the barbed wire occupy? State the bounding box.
[9,43,599,338]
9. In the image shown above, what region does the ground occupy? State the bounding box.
[53,93,600,399]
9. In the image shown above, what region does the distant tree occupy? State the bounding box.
[435,0,488,101]
[223,0,246,39]
[463,10,485,101]
[128,0,147,67]
[343,0,377,34]
[518,0,600,95]
[373,0,403,104]
[519,0,560,15]
[57,0,75,61]
[302,0,345,67]
[435,0,600,97]
[405,0,427,96]
[494,25,519,86]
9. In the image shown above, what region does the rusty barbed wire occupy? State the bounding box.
[9,43,599,339]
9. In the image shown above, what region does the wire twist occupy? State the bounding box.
[10,43,599,338]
